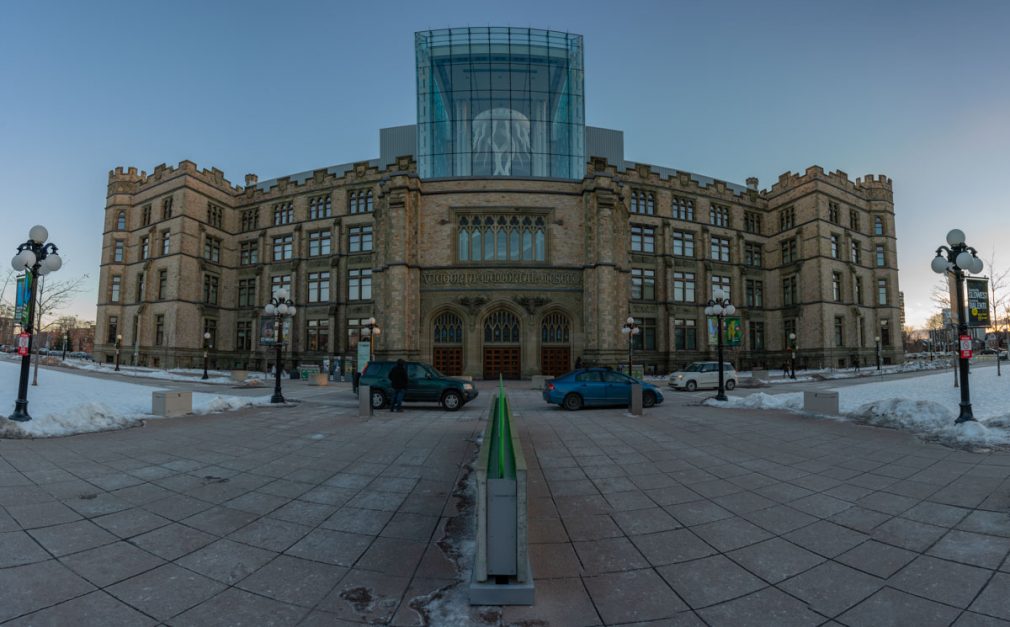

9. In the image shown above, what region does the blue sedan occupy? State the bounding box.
[542,368,664,411]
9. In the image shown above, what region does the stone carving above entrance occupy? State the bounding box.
[456,296,488,315]
[421,268,581,290]
[512,295,551,315]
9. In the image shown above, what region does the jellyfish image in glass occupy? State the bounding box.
[471,108,531,176]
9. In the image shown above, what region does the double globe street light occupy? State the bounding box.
[931,229,983,424]
[361,317,381,361]
[9,225,62,422]
[264,289,296,404]
[621,317,640,379]
[202,331,212,380]
[704,288,736,401]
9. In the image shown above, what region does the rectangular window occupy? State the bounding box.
[779,206,795,231]
[273,201,294,225]
[307,271,330,303]
[135,273,144,302]
[631,268,655,300]
[306,319,330,351]
[240,240,258,265]
[881,325,892,347]
[349,190,374,214]
[875,245,886,267]
[107,316,119,343]
[673,272,695,303]
[207,203,223,228]
[347,317,365,351]
[141,236,149,260]
[631,318,657,351]
[271,274,291,297]
[849,210,860,231]
[155,315,164,346]
[858,317,865,347]
[630,190,655,215]
[161,231,170,255]
[161,196,173,219]
[709,204,730,228]
[828,202,840,224]
[203,274,219,305]
[749,321,765,350]
[832,272,842,301]
[674,319,697,350]
[830,234,839,259]
[851,240,861,264]
[142,205,152,226]
[744,211,762,234]
[855,276,864,305]
[110,275,121,303]
[834,317,845,347]
[781,238,798,264]
[236,321,252,351]
[783,275,798,306]
[672,196,695,221]
[241,208,259,231]
[308,230,332,256]
[784,319,797,349]
[272,235,293,261]
[874,217,885,236]
[711,275,731,299]
[630,224,655,253]
[710,237,730,262]
[745,280,763,307]
[672,231,695,257]
[308,194,332,220]
[744,242,762,267]
[349,226,373,253]
[113,240,124,262]
[349,268,372,300]
[204,236,221,262]
[878,279,888,305]
[203,318,217,348]
[158,270,167,299]
[238,278,256,307]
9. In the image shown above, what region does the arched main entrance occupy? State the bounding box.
[483,309,521,379]
[432,311,464,376]
[540,311,571,376]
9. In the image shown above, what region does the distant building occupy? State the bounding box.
[95,27,902,376]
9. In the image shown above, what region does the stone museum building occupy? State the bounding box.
[95,27,902,378]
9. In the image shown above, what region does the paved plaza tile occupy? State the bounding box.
[4,378,1010,625]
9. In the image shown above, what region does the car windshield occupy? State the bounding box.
[685,363,705,372]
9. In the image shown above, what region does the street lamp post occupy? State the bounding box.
[9,225,62,422]
[789,332,797,379]
[361,317,381,362]
[621,317,640,379]
[114,334,123,372]
[931,228,984,423]
[264,288,296,404]
[201,331,211,380]
[704,289,736,401]
[62,333,68,361]
[875,335,881,371]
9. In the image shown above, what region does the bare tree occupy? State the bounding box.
[984,249,1010,375]
[30,273,89,386]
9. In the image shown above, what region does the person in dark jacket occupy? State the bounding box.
[389,359,408,412]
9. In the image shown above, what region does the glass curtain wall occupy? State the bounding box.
[416,27,585,180]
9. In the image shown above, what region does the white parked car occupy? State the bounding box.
[669,362,738,391]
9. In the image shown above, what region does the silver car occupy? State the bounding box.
[668,362,738,391]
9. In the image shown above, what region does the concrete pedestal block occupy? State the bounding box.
[152,391,192,417]
[751,369,769,381]
[630,383,643,415]
[804,390,839,414]
[530,375,553,390]
[358,385,373,418]
[308,373,328,386]
[229,370,249,382]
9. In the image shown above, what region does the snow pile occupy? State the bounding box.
[62,359,236,385]
[0,362,272,438]
[850,398,1010,447]
[704,392,802,411]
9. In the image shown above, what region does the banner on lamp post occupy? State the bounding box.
[707,316,743,347]
[15,274,32,328]
[966,278,990,328]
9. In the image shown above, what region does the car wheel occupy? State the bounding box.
[642,391,657,408]
[441,390,463,411]
[370,390,387,409]
[725,379,736,391]
[562,393,583,411]
[685,380,697,392]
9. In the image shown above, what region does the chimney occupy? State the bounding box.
[245,173,258,186]
[746,177,759,191]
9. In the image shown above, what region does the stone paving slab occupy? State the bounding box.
[3,379,1010,625]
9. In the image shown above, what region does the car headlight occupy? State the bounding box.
[463,383,474,391]
[675,375,683,380]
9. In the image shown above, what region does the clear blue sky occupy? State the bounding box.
[2,0,1007,327]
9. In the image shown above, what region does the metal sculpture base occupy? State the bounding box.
[469,558,535,605]
[9,400,31,422]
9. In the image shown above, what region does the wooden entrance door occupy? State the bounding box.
[433,347,463,376]
[540,347,571,377]
[483,347,521,380]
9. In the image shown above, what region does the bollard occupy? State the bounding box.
[358,384,373,418]
[630,383,643,415]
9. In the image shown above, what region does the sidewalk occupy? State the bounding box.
[2,383,1010,625]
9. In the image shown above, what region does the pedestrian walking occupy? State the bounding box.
[352,368,360,394]
[389,359,408,412]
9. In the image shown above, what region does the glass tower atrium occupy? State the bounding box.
[416,27,585,180]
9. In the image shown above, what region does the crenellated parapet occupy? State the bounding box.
[768,165,893,204]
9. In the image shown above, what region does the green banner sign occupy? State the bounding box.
[707,316,743,347]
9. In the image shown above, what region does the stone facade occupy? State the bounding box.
[94,158,902,377]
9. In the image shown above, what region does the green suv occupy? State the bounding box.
[358,361,478,411]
